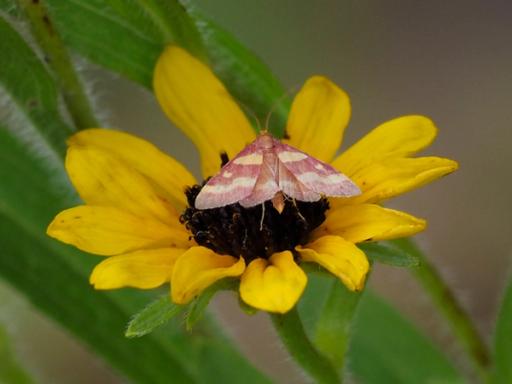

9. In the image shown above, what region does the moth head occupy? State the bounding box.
[257,131,275,150]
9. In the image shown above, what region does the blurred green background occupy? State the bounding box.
[1,0,511,382]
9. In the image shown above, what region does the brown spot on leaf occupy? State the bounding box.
[42,15,54,35]
[27,99,39,109]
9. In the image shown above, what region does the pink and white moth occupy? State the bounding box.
[194,132,361,213]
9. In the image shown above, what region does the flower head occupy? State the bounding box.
[47,46,457,314]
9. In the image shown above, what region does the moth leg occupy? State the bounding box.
[291,198,306,222]
[259,202,266,231]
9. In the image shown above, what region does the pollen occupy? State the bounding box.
[180,181,329,262]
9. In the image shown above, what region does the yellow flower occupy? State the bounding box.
[47,46,457,314]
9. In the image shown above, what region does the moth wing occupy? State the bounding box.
[275,143,360,198]
[194,142,263,209]
[278,160,321,201]
[239,152,280,208]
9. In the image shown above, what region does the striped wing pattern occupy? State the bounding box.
[239,152,280,208]
[195,134,361,210]
[194,141,263,209]
[275,143,361,200]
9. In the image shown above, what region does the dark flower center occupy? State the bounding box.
[180,180,329,263]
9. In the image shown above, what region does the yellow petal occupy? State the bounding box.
[171,246,245,304]
[336,157,459,205]
[69,129,196,211]
[90,248,185,289]
[285,76,350,162]
[66,145,178,226]
[239,251,307,314]
[296,236,369,291]
[154,45,256,178]
[47,206,191,256]
[313,204,426,243]
[332,115,437,176]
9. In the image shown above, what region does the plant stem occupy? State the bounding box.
[17,0,99,130]
[393,238,491,380]
[271,308,341,384]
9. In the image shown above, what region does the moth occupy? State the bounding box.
[195,132,361,213]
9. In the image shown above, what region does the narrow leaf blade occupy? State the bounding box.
[126,295,184,338]
[359,241,420,267]
[133,0,205,56]
[46,0,162,86]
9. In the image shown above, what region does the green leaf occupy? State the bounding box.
[126,294,185,338]
[45,0,162,86]
[348,292,464,384]
[359,241,420,267]
[185,278,238,331]
[490,277,512,383]
[298,271,334,335]
[43,0,290,136]
[0,17,73,158]
[313,279,362,369]
[0,326,33,384]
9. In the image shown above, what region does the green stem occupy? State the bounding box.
[393,238,491,381]
[17,0,99,130]
[271,308,341,384]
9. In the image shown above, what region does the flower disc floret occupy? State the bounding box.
[181,181,329,262]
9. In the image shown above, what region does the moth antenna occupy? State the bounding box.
[259,203,266,231]
[238,101,263,132]
[264,84,300,134]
